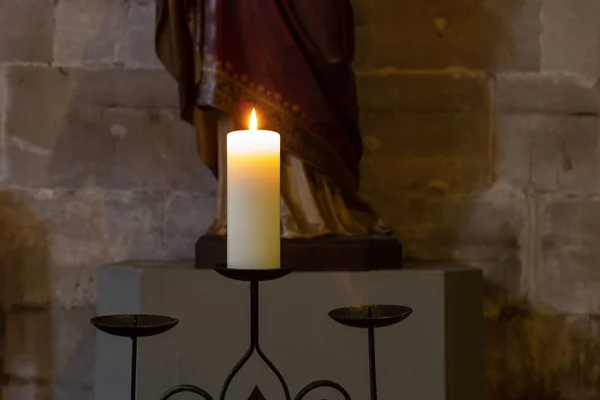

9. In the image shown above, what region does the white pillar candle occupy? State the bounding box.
[227,109,281,269]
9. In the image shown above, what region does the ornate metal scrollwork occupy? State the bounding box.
[93,268,412,400]
[294,380,352,400]
[160,384,215,400]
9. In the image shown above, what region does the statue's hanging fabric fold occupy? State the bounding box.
[155,0,392,238]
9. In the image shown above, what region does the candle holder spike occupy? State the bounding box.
[248,387,267,400]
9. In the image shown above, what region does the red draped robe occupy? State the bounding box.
[156,0,389,237]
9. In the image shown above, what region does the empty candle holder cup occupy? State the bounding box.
[91,314,179,400]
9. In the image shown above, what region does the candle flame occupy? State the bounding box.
[249,108,258,131]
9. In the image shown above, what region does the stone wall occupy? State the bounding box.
[355,0,600,399]
[0,1,215,398]
[0,0,598,399]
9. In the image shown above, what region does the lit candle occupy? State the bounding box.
[227,109,280,269]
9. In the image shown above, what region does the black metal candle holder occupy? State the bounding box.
[91,314,179,400]
[92,266,413,400]
[328,305,412,400]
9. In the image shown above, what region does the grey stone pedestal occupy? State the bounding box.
[94,262,483,400]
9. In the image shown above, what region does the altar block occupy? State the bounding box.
[94,262,483,400]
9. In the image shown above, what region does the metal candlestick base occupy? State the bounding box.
[214,267,292,400]
[329,305,413,400]
[162,266,351,400]
[91,315,179,400]
[94,268,413,400]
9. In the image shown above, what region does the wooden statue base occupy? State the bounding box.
[195,235,403,271]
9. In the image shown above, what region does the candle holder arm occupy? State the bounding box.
[294,380,352,400]
[220,280,292,400]
[219,345,254,399]
[256,345,291,400]
[160,384,215,400]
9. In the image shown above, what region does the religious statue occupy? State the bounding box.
[155,0,402,269]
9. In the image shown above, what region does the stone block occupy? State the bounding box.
[0,191,53,310]
[496,114,600,192]
[0,67,7,183]
[495,114,532,185]
[8,65,178,111]
[537,197,600,314]
[489,308,597,399]
[458,183,526,257]
[360,109,492,194]
[483,298,506,398]
[357,71,491,112]
[353,0,541,72]
[362,152,491,196]
[33,189,167,263]
[54,0,128,66]
[0,183,177,392]
[3,310,53,381]
[360,110,491,163]
[0,0,54,62]
[118,0,163,68]
[367,183,525,261]
[94,191,170,261]
[2,381,49,400]
[530,116,599,193]
[459,184,526,304]
[3,307,95,397]
[496,73,600,114]
[76,68,179,110]
[56,0,164,68]
[53,384,93,400]
[51,266,97,310]
[479,257,522,296]
[5,66,212,192]
[542,0,600,77]
[51,307,95,389]
[163,192,217,259]
[0,188,175,310]
[8,107,204,191]
[583,317,600,392]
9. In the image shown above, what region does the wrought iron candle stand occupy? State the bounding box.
[91,266,413,400]
[91,314,180,400]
